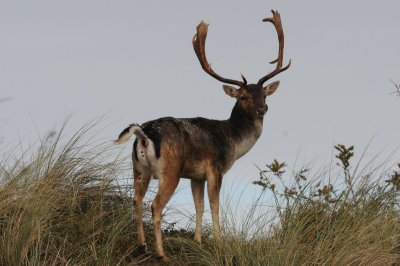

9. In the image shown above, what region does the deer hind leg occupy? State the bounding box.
[191,180,205,244]
[206,168,222,241]
[132,151,151,253]
[151,164,180,262]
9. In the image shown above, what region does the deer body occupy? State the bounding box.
[119,99,266,180]
[115,10,290,262]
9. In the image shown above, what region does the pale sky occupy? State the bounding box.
[1,1,399,222]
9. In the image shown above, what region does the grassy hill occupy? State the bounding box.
[0,123,399,265]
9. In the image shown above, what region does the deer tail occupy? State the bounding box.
[114,123,147,144]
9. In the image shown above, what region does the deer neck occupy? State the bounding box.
[227,102,264,160]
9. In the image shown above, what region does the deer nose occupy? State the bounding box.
[256,107,266,115]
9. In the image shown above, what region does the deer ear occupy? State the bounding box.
[223,85,239,98]
[263,81,280,96]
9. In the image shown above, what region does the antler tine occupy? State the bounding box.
[257,10,291,86]
[193,21,244,87]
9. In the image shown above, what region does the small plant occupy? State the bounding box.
[334,144,355,196]
[252,159,287,191]
[386,163,400,191]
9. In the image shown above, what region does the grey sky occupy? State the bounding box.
[1,1,399,218]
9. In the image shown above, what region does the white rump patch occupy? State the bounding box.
[115,123,164,180]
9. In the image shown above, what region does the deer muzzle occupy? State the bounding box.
[256,107,266,116]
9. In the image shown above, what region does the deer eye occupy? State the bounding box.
[240,96,248,101]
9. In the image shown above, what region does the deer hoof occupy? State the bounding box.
[137,244,147,254]
[194,237,202,245]
[156,255,170,263]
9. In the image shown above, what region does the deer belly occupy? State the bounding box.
[182,163,207,181]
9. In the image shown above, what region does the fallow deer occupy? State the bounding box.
[114,10,291,262]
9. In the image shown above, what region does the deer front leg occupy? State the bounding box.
[133,166,151,253]
[151,173,180,262]
[206,170,222,241]
[191,180,205,244]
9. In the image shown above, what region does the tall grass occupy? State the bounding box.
[0,122,147,265]
[0,123,399,265]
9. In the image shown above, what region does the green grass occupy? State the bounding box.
[0,123,399,265]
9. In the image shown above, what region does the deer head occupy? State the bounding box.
[192,10,291,119]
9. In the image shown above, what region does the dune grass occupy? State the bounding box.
[0,122,143,265]
[0,123,399,265]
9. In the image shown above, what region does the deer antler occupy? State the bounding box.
[192,21,246,87]
[257,10,291,86]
